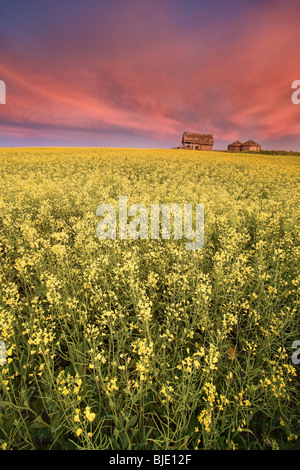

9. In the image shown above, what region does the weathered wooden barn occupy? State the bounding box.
[173,132,214,150]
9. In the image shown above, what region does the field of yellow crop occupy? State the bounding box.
[0,147,299,450]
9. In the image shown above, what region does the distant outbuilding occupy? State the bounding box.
[227,140,243,152]
[227,139,261,152]
[241,140,261,152]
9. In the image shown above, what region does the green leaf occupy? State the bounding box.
[126,415,138,430]
[30,416,51,430]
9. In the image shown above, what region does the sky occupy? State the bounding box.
[0,0,300,150]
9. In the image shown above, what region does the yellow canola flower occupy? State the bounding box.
[84,406,96,422]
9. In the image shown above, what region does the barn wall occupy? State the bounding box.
[241,146,259,152]
[198,144,213,150]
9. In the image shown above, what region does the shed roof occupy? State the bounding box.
[182,132,214,145]
[228,141,242,146]
[242,140,260,146]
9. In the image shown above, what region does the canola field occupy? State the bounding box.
[0,147,299,450]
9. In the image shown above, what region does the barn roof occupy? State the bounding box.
[228,141,242,146]
[242,140,260,146]
[182,132,214,145]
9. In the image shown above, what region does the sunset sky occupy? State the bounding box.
[1,0,300,150]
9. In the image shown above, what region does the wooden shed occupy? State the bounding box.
[241,140,261,152]
[228,141,243,152]
[174,132,214,150]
